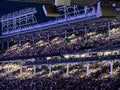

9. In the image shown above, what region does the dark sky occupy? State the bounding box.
[0,0,54,36]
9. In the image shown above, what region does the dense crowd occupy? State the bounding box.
[0,26,120,60]
[0,61,120,90]
[0,25,119,89]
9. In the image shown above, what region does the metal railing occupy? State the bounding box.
[2,6,97,36]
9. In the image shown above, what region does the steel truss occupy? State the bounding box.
[0,7,38,35]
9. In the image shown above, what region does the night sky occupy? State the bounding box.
[0,0,54,36]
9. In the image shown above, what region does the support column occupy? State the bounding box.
[10,63,12,72]
[20,61,23,74]
[64,6,67,20]
[84,6,88,15]
[7,42,9,49]
[49,65,52,74]
[110,61,113,75]
[32,36,35,45]
[92,6,95,15]
[48,33,50,43]
[19,40,21,47]
[20,65,22,75]
[1,43,3,51]
[97,2,102,17]
[86,62,89,75]
[85,26,87,42]
[33,65,36,75]
[108,21,111,37]
[2,62,4,69]
[0,43,1,52]
[13,18,16,29]
[66,64,69,76]
[7,63,10,73]
[65,30,67,38]
[73,5,76,16]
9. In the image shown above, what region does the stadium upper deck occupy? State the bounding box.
[0,6,96,36]
[0,4,120,65]
[0,2,120,37]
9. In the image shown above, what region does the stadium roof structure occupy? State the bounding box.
[5,0,120,7]
[3,0,120,17]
